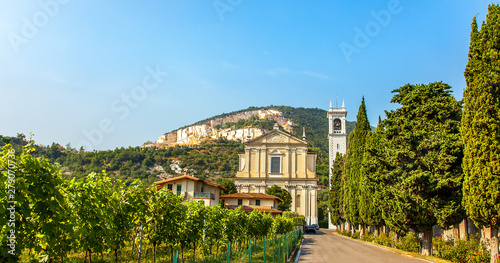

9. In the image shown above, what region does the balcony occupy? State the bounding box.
[194,192,214,199]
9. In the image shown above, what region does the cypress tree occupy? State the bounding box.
[382,82,464,256]
[462,5,500,262]
[343,97,371,231]
[359,117,385,232]
[328,153,345,229]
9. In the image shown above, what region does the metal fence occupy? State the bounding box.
[174,229,302,263]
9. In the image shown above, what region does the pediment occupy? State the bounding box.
[246,130,308,145]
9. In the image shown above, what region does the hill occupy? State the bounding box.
[1,106,358,187]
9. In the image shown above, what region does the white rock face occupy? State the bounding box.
[152,109,296,147]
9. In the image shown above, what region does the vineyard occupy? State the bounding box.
[0,141,301,263]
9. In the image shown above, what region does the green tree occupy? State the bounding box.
[0,141,74,262]
[217,178,237,196]
[265,185,292,211]
[359,117,385,232]
[223,206,247,249]
[69,173,115,262]
[246,210,273,242]
[273,216,294,235]
[145,188,183,263]
[179,201,206,261]
[328,153,345,229]
[204,205,228,255]
[462,5,500,262]
[343,97,371,230]
[382,82,464,255]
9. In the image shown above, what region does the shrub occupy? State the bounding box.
[394,232,420,253]
[361,232,374,242]
[352,232,360,239]
[433,234,490,263]
[468,249,490,263]
[374,233,393,247]
[433,237,455,260]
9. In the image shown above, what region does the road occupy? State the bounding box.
[297,229,431,263]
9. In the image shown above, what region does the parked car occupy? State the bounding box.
[311,224,319,230]
[304,225,317,234]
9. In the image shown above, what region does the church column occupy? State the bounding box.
[256,148,261,178]
[304,186,310,224]
[245,148,250,177]
[311,187,318,225]
[291,149,297,178]
[303,149,308,179]
[286,148,291,178]
[264,149,268,178]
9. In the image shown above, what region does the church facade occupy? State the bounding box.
[234,124,318,225]
[328,101,348,229]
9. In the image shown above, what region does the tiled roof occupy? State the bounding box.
[224,205,282,214]
[154,175,227,190]
[220,192,283,202]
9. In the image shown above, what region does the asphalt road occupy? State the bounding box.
[297,229,431,263]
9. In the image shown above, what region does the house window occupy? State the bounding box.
[270,156,282,173]
[167,184,173,191]
[256,200,260,206]
[201,187,204,193]
[176,184,182,195]
[337,144,340,150]
[237,199,242,206]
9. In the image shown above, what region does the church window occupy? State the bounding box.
[296,195,301,208]
[270,156,282,173]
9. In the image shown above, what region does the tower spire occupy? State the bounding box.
[302,127,307,141]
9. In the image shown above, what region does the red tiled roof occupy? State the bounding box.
[154,175,227,190]
[220,192,283,202]
[224,205,282,214]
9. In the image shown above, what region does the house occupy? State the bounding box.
[155,174,227,207]
[234,123,318,224]
[220,192,283,218]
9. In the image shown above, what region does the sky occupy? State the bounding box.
[0,1,495,151]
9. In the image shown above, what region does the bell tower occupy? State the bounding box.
[327,100,347,229]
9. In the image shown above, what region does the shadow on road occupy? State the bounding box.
[304,230,326,235]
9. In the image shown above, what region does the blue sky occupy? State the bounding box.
[0,1,494,150]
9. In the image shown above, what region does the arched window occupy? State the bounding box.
[334,119,341,131]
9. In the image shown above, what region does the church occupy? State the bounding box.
[234,123,319,225]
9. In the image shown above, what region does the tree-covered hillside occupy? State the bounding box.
[2,106,358,187]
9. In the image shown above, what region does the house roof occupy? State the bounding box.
[220,192,283,202]
[244,129,308,146]
[224,205,282,214]
[154,175,227,190]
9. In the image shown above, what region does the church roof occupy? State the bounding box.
[220,192,283,202]
[243,129,308,146]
